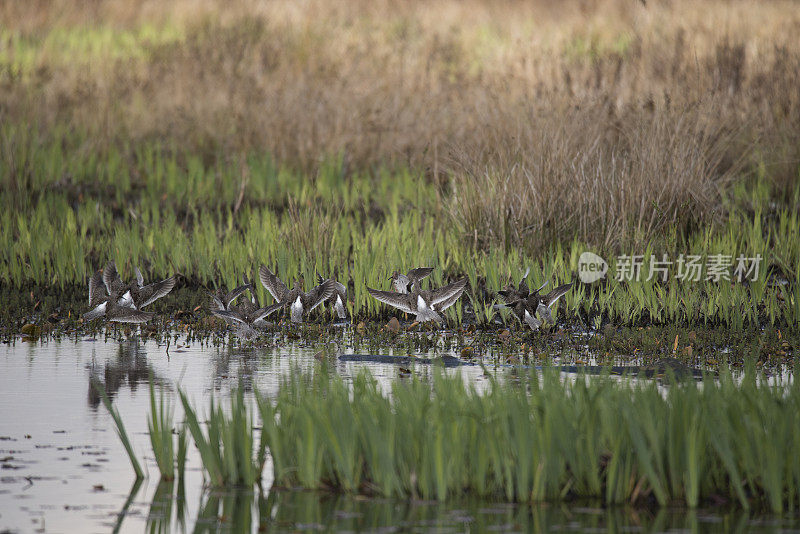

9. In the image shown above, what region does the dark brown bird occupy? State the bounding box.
[498,277,573,331]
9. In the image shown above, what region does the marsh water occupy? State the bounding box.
[0,331,797,533]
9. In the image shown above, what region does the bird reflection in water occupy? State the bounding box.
[86,338,158,408]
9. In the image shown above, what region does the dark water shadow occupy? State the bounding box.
[116,481,800,533]
[86,339,164,407]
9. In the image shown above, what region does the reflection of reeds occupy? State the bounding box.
[145,480,175,534]
[112,478,143,534]
[139,482,762,532]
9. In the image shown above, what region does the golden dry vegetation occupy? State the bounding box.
[2,0,799,251]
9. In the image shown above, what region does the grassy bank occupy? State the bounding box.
[1,137,798,331]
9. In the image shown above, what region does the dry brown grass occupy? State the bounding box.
[447,102,747,251]
[2,0,799,250]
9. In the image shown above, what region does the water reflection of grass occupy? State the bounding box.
[92,377,144,480]
[127,476,797,532]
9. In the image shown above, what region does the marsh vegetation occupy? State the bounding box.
[1,0,799,334]
[102,365,800,513]
[2,2,800,529]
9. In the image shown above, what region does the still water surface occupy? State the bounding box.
[0,332,796,533]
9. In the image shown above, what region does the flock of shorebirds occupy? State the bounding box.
[83,262,573,335]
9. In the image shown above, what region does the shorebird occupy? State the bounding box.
[209,283,253,312]
[498,267,532,301]
[130,266,177,308]
[317,271,348,319]
[84,271,155,323]
[534,282,573,324]
[367,277,467,323]
[259,265,335,323]
[210,300,283,332]
[497,277,573,331]
[389,267,434,294]
[84,261,176,323]
[211,275,282,335]
[102,261,176,309]
[101,261,134,308]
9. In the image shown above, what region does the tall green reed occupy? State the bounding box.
[179,387,261,487]
[92,379,144,480]
[255,366,800,512]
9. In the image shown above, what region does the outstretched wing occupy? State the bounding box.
[517,267,531,295]
[211,309,247,325]
[225,284,252,308]
[428,278,467,307]
[536,282,573,324]
[252,302,284,322]
[88,270,106,305]
[335,280,347,295]
[317,274,346,297]
[209,291,225,311]
[108,307,155,324]
[103,261,125,294]
[137,276,176,308]
[436,284,467,311]
[83,301,107,321]
[497,289,522,304]
[542,282,573,308]
[259,265,289,303]
[134,266,145,288]
[408,267,433,282]
[302,279,335,312]
[367,287,413,313]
